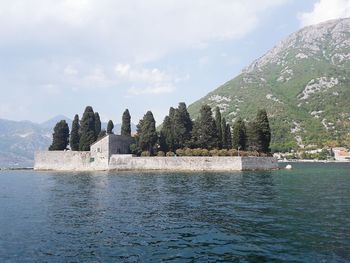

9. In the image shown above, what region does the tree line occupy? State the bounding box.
[49,106,131,151]
[131,103,271,156]
[49,103,271,156]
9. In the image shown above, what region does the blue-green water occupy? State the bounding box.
[0,163,349,262]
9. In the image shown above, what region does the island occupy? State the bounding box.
[34,104,278,171]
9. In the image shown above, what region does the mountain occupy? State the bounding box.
[40,115,73,129]
[188,18,350,151]
[0,116,137,168]
[0,119,52,167]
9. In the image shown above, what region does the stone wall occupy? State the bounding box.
[34,151,278,171]
[241,157,278,171]
[34,151,92,171]
[109,155,278,171]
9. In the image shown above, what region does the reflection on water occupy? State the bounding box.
[0,163,350,262]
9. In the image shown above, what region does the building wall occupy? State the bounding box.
[108,135,134,157]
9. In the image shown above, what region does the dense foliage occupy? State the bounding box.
[49,103,272,156]
[49,120,70,151]
[121,109,131,136]
[232,117,247,151]
[107,120,114,135]
[70,114,80,151]
[79,106,97,151]
[215,107,223,149]
[138,111,158,154]
[94,112,101,140]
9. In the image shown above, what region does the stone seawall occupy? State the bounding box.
[109,155,243,171]
[34,151,278,171]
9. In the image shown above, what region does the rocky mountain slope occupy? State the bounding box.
[0,116,137,168]
[188,18,350,151]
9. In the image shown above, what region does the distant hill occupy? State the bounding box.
[40,115,73,129]
[0,116,137,168]
[188,18,350,151]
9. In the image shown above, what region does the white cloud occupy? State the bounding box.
[299,0,350,27]
[63,65,79,76]
[0,0,288,62]
[115,64,177,95]
[128,84,175,96]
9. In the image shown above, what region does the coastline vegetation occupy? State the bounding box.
[49,103,272,157]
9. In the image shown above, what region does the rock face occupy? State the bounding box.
[188,18,350,151]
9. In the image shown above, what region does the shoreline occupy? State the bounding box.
[278,159,350,163]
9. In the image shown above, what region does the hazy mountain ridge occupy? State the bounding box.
[188,18,350,151]
[0,116,137,168]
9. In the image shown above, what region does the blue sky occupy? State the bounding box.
[0,0,349,125]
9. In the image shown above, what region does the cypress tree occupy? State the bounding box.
[94,112,101,140]
[79,106,96,151]
[246,121,259,151]
[98,129,107,139]
[232,117,247,151]
[191,105,218,149]
[159,115,173,152]
[255,109,271,153]
[226,123,232,149]
[70,114,80,151]
[49,120,70,151]
[139,111,158,154]
[121,109,131,136]
[221,117,232,149]
[173,102,193,149]
[107,120,114,134]
[215,107,223,149]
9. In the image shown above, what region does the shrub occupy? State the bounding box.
[176,149,185,156]
[200,149,209,156]
[166,151,175,157]
[157,151,165,157]
[192,148,202,156]
[228,149,238,156]
[141,151,151,157]
[184,148,193,156]
[219,149,228,156]
[209,149,219,156]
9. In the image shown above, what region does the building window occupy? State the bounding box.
[90,158,95,162]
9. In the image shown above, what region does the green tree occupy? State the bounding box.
[232,117,247,150]
[159,115,173,152]
[121,109,131,136]
[246,121,259,151]
[97,129,107,139]
[49,120,70,151]
[107,120,114,134]
[173,102,193,149]
[79,106,96,151]
[225,123,232,149]
[221,117,232,149]
[215,107,222,149]
[255,109,271,153]
[139,111,158,154]
[70,114,80,151]
[94,112,101,140]
[191,105,218,149]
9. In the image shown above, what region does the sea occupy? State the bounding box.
[0,163,349,262]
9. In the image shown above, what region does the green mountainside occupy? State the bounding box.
[188,18,350,151]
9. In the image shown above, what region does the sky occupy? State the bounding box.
[0,0,350,125]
